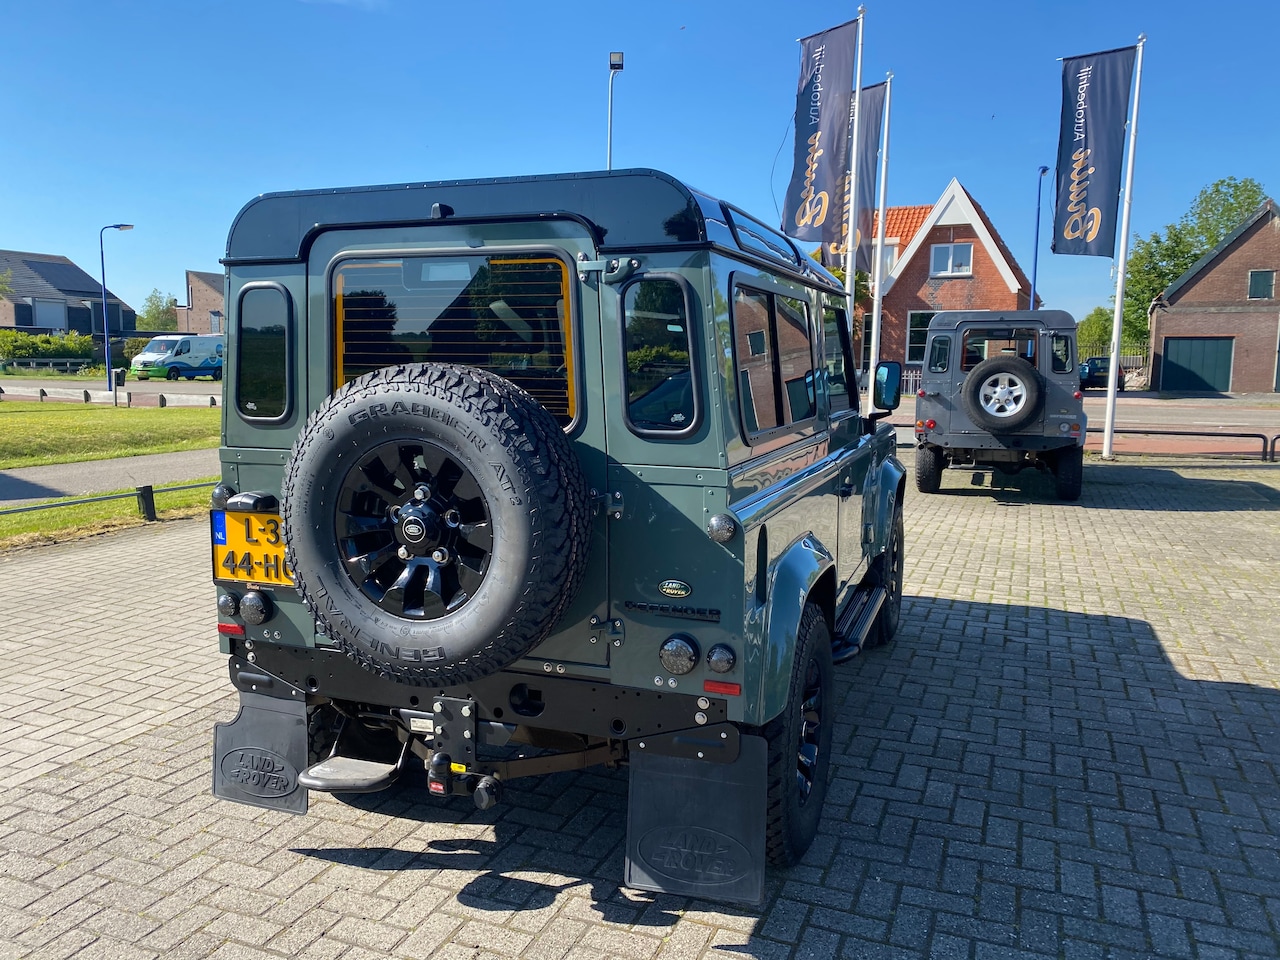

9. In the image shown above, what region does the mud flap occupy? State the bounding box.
[624,734,766,906]
[212,688,309,815]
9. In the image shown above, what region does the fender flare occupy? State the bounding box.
[869,455,907,558]
[754,533,834,726]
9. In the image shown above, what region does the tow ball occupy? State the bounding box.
[428,751,502,810]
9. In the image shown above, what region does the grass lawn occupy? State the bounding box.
[0,401,220,469]
[0,478,217,551]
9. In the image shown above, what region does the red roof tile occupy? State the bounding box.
[872,205,932,248]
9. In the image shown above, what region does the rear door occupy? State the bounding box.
[306,224,611,669]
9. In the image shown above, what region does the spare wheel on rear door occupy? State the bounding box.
[282,362,591,687]
[960,355,1043,433]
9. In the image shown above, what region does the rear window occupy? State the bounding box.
[332,255,575,425]
[960,327,1038,371]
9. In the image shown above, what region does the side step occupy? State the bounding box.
[831,586,886,663]
[299,737,411,794]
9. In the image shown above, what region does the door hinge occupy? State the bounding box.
[577,253,639,285]
[590,489,626,519]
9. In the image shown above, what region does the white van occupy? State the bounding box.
[132,334,224,381]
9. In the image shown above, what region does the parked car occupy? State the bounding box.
[1079,355,1125,391]
[208,168,907,907]
[914,310,1087,501]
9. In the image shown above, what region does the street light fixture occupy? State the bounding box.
[1030,166,1049,310]
[99,223,133,403]
[607,51,624,170]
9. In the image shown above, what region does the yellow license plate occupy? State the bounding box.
[212,510,293,585]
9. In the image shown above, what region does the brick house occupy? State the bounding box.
[176,270,225,335]
[863,179,1034,379]
[1148,199,1279,393]
[0,249,135,337]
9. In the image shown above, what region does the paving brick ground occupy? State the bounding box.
[1,454,1279,959]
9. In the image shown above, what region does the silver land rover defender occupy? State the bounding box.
[209,169,906,905]
[913,310,1086,500]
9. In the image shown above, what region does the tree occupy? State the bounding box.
[1075,306,1114,347]
[139,288,178,331]
[0,268,12,298]
[1123,177,1267,336]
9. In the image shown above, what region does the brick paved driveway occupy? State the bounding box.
[1,456,1279,959]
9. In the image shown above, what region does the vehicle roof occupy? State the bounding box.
[925,309,1077,332]
[223,168,844,291]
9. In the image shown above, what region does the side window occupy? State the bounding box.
[927,335,951,373]
[1050,335,1073,373]
[732,284,816,440]
[622,278,695,433]
[236,284,292,421]
[777,296,815,423]
[177,340,191,356]
[734,289,778,432]
[822,304,856,416]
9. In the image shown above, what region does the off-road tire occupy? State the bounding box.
[760,603,833,866]
[1054,445,1083,502]
[915,445,945,494]
[961,356,1042,433]
[866,503,904,648]
[282,363,591,687]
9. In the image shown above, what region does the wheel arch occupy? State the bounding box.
[752,532,834,727]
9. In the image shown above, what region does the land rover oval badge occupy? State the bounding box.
[658,579,692,599]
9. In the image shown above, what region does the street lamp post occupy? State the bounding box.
[99,223,133,403]
[1030,166,1049,310]
[607,51,624,170]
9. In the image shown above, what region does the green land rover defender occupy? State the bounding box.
[210,169,906,904]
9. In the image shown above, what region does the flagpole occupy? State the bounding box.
[843,6,865,386]
[1102,33,1145,459]
[868,71,892,378]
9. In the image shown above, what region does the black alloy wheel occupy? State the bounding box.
[336,441,493,620]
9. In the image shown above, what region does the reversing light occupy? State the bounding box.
[707,643,736,674]
[704,679,741,696]
[217,593,239,618]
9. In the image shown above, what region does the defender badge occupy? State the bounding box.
[658,579,692,599]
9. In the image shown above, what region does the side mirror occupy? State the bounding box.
[873,361,902,411]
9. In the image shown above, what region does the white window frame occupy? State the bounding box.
[929,242,974,278]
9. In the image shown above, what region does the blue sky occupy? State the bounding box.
[2,0,1274,324]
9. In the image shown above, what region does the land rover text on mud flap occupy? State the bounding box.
[210,169,906,906]
[913,310,1087,501]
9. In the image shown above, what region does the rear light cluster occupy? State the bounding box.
[655,633,739,695]
[915,418,937,432]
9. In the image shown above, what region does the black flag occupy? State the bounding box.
[1052,46,1136,257]
[782,19,858,245]
[822,81,885,272]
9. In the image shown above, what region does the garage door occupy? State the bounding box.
[1163,337,1233,392]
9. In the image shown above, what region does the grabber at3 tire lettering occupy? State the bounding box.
[282,362,591,688]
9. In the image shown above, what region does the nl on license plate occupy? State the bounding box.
[211,510,293,585]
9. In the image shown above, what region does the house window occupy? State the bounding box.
[863,313,873,370]
[209,310,223,334]
[1248,270,1275,300]
[33,299,67,331]
[930,242,973,277]
[907,311,936,363]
